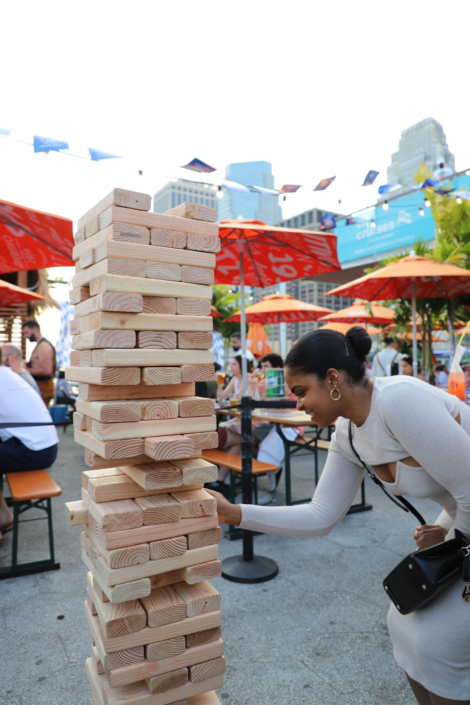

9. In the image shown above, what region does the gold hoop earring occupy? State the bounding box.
[330,388,341,401]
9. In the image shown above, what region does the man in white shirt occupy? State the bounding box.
[0,366,58,539]
[2,343,41,394]
[371,337,402,378]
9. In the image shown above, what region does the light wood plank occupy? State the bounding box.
[77,399,142,423]
[78,189,151,230]
[74,225,86,244]
[91,643,104,675]
[80,247,95,268]
[99,205,219,237]
[84,311,212,333]
[149,536,187,561]
[86,521,150,569]
[137,332,176,350]
[120,462,182,491]
[177,333,213,350]
[186,234,221,253]
[103,514,218,550]
[171,490,216,519]
[146,637,185,663]
[82,551,151,603]
[95,349,213,368]
[74,293,143,318]
[142,297,176,315]
[73,411,87,431]
[86,216,101,239]
[140,586,186,628]
[181,365,215,383]
[71,330,136,351]
[82,488,143,531]
[83,468,125,489]
[179,560,222,585]
[134,494,182,525]
[87,472,202,504]
[87,572,147,637]
[165,202,216,222]
[73,223,150,261]
[176,299,210,317]
[145,263,181,282]
[186,528,222,551]
[66,367,140,385]
[71,350,92,366]
[174,398,215,419]
[92,416,215,442]
[85,451,153,469]
[181,267,214,286]
[65,499,88,526]
[90,274,211,301]
[144,435,195,462]
[70,285,91,304]
[79,382,194,401]
[72,258,146,289]
[173,581,220,618]
[184,432,218,451]
[190,657,225,683]
[76,429,145,460]
[141,400,179,421]
[146,667,188,694]
[172,459,217,486]
[94,240,216,269]
[142,368,182,386]
[186,627,221,649]
[150,229,186,248]
[84,601,145,670]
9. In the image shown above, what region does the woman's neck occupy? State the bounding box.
[342,377,374,428]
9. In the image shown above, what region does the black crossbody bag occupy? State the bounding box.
[348,421,470,614]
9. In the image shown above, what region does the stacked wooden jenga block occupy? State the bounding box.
[65,189,225,705]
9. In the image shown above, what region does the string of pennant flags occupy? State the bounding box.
[1,128,466,231]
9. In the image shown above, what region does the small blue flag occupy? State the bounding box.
[419,179,439,189]
[362,170,379,186]
[0,127,11,136]
[346,217,356,225]
[34,135,69,153]
[320,212,336,230]
[88,147,121,161]
[378,184,400,195]
[181,158,216,173]
[314,176,336,191]
[248,185,280,196]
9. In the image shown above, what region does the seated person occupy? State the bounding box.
[219,356,254,401]
[400,354,428,382]
[0,360,59,540]
[2,343,41,393]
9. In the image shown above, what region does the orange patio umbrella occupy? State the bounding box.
[225,294,334,325]
[246,323,273,358]
[320,321,381,336]
[0,279,47,306]
[327,254,470,377]
[319,300,395,326]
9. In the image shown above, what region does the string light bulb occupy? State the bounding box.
[456,196,462,204]
[383,201,389,211]
[216,186,224,200]
[424,198,431,207]
[419,207,424,216]
[370,220,376,228]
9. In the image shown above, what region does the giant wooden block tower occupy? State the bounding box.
[65,189,225,705]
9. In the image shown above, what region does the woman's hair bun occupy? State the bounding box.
[346,326,372,363]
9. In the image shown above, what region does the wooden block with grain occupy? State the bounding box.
[98,349,213,368]
[145,262,181,282]
[66,367,140,386]
[181,365,215,383]
[75,429,145,460]
[70,350,92,366]
[78,188,151,229]
[102,514,218,551]
[176,299,211,317]
[86,518,150,568]
[119,462,182,491]
[74,225,86,244]
[150,229,186,248]
[175,397,215,418]
[185,432,219,451]
[72,257,146,289]
[65,499,88,526]
[146,636,186,662]
[92,416,215,442]
[149,536,187,561]
[86,471,202,504]
[142,296,177,315]
[91,643,104,675]
[141,399,179,421]
[187,527,222,551]
[74,292,143,318]
[86,416,93,433]
[146,667,188,694]
[82,468,124,490]
[82,488,143,532]
[173,581,221,618]
[172,459,217,486]
[73,223,150,261]
[71,330,136,351]
[85,450,152,469]
[181,266,214,286]
[171,490,216,519]
[134,494,182,525]
[140,586,187,628]
[73,411,87,431]
[84,602,145,670]
[79,382,194,401]
[82,550,151,603]
[186,627,221,649]
[90,273,211,301]
[80,247,95,269]
[100,204,219,237]
[76,398,142,423]
[179,560,222,585]
[165,201,216,222]
[69,286,91,304]
[87,572,147,637]
[85,310,212,333]
[142,367,182,386]
[94,239,215,269]
[137,332,177,350]
[86,216,101,239]
[186,233,221,253]
[177,332,213,351]
[145,435,195,462]
[190,657,225,683]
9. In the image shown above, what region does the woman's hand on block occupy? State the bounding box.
[205,489,242,526]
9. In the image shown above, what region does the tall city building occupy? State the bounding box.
[387,118,455,187]
[153,179,218,214]
[217,161,282,224]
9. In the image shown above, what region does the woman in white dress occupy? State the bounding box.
[208,327,470,704]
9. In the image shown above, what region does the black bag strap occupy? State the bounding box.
[348,420,426,526]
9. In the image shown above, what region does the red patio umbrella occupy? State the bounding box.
[0,279,47,306]
[210,305,222,318]
[216,220,340,392]
[0,199,74,274]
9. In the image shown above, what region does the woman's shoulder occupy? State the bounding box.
[373,375,458,415]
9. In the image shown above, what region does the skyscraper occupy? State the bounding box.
[217,161,282,224]
[153,179,218,214]
[387,118,455,187]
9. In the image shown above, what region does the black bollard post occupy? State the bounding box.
[221,396,279,584]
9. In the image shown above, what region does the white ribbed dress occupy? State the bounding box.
[239,376,470,699]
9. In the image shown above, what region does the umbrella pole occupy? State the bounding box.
[412,279,418,378]
[239,245,248,396]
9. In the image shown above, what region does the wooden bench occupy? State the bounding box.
[201,449,278,505]
[0,470,62,579]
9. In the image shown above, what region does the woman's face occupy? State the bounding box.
[284,367,343,428]
[230,358,241,376]
[400,359,413,376]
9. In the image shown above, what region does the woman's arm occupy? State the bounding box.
[220,377,235,400]
[210,449,365,538]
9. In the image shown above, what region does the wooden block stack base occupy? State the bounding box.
[67,190,224,704]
